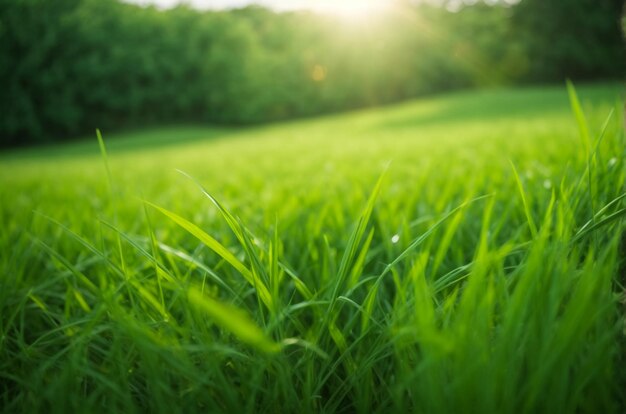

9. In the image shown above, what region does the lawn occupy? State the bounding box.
[0,83,624,413]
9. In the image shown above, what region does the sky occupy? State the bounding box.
[123,0,521,15]
[123,0,394,13]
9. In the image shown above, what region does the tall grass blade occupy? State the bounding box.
[510,161,538,237]
[566,80,591,153]
[146,201,273,308]
[187,286,281,353]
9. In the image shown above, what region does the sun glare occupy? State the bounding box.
[305,0,391,19]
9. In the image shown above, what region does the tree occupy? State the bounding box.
[509,0,625,81]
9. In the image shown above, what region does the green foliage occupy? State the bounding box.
[509,0,625,82]
[0,0,623,146]
[0,85,624,412]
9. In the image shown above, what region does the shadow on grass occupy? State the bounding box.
[374,83,623,131]
[0,125,240,161]
[1,82,621,162]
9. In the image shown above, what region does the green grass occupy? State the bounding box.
[0,83,625,413]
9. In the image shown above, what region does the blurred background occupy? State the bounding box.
[0,0,623,147]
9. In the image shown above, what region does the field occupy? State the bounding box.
[1,83,625,413]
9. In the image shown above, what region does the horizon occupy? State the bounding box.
[123,0,396,13]
[122,0,522,16]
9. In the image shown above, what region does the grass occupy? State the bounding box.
[0,83,624,413]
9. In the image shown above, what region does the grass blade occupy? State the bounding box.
[566,80,591,153]
[146,201,273,308]
[187,286,281,354]
[510,161,538,238]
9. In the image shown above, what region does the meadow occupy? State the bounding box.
[0,83,625,413]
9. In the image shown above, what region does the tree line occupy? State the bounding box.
[0,0,623,146]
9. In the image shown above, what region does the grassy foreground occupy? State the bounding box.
[1,84,625,413]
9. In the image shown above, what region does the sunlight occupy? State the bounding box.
[303,0,391,19]
[123,0,394,19]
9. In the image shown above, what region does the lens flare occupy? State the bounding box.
[298,0,391,19]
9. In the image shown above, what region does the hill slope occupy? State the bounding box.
[0,84,624,413]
